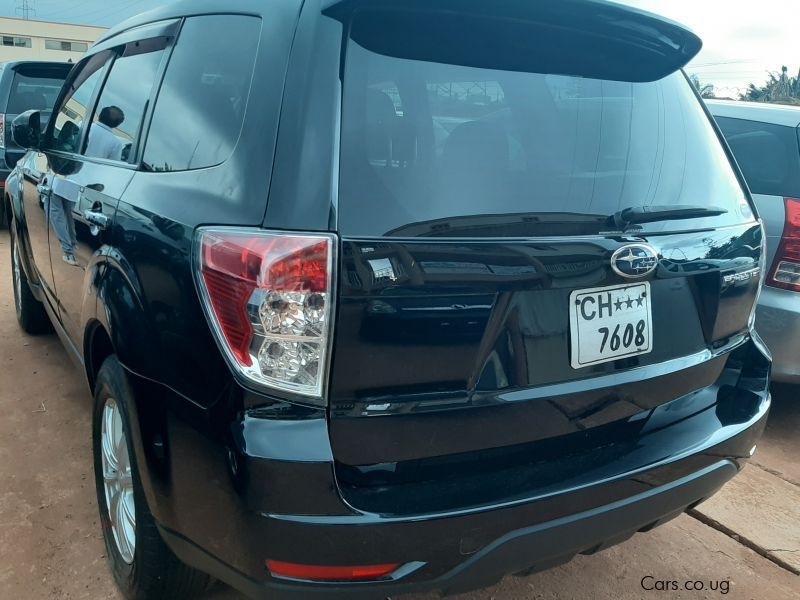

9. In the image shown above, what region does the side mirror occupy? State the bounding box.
[12,110,42,150]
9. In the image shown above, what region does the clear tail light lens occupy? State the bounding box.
[767,198,800,292]
[195,228,336,403]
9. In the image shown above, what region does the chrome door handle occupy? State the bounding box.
[83,209,110,230]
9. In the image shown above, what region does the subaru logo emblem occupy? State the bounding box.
[611,244,658,279]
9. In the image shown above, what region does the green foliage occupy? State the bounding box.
[740,66,800,106]
[689,74,716,98]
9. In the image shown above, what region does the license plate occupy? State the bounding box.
[569,282,653,369]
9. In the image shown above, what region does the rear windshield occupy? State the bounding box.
[7,68,68,114]
[339,24,752,237]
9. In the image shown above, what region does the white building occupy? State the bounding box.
[0,16,106,64]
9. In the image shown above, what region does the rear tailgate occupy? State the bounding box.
[326,2,762,506]
[330,226,761,462]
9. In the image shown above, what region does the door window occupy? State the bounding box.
[84,40,167,163]
[47,52,110,154]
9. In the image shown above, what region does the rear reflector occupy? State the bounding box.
[767,198,800,292]
[266,560,400,582]
[195,228,336,403]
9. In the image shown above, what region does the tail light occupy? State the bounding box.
[766,198,800,292]
[0,113,5,149]
[195,228,336,404]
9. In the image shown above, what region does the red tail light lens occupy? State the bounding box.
[0,113,5,149]
[196,228,336,402]
[767,198,800,292]
[266,560,401,582]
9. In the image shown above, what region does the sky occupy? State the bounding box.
[0,0,797,97]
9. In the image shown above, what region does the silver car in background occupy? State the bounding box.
[708,100,800,382]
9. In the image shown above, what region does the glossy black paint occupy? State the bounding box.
[2,1,773,599]
[328,224,762,468]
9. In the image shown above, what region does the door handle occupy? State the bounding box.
[83,209,110,231]
[37,183,51,196]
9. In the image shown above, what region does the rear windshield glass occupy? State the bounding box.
[339,26,752,237]
[8,69,67,114]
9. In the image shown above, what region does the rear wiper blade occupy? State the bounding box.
[610,205,728,229]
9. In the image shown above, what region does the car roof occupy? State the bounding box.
[706,99,800,128]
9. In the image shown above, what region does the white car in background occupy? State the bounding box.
[708,100,800,383]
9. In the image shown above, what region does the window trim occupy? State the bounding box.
[43,29,178,170]
[44,49,114,159]
[127,25,182,167]
[81,35,175,166]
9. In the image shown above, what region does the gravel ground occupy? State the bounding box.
[0,230,797,600]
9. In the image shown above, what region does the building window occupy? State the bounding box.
[2,36,32,48]
[45,39,88,52]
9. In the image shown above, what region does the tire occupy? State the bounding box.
[92,356,212,600]
[9,224,52,334]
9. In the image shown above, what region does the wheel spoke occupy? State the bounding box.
[99,397,136,564]
[102,407,118,472]
[121,491,136,530]
[115,492,133,561]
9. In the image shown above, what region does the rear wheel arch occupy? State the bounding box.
[85,320,115,392]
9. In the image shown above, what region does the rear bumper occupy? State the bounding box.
[158,456,750,600]
[756,286,800,382]
[140,357,770,600]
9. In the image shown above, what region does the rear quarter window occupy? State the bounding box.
[338,12,752,237]
[714,116,800,198]
[141,15,260,172]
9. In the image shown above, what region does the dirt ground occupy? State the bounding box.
[0,228,797,600]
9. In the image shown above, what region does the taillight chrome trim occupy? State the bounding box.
[193,227,338,406]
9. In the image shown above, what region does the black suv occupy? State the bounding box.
[0,60,70,226]
[4,1,771,599]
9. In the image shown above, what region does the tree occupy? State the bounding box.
[689,74,716,98]
[740,66,800,106]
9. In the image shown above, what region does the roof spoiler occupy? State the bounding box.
[323,0,702,82]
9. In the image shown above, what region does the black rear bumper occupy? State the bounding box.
[158,455,756,599]
[153,388,769,599]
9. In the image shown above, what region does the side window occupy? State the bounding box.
[715,116,800,198]
[84,39,167,163]
[48,52,110,154]
[142,15,261,172]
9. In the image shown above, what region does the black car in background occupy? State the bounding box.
[4,1,771,599]
[0,60,70,226]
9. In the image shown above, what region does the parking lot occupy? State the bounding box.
[0,227,797,600]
